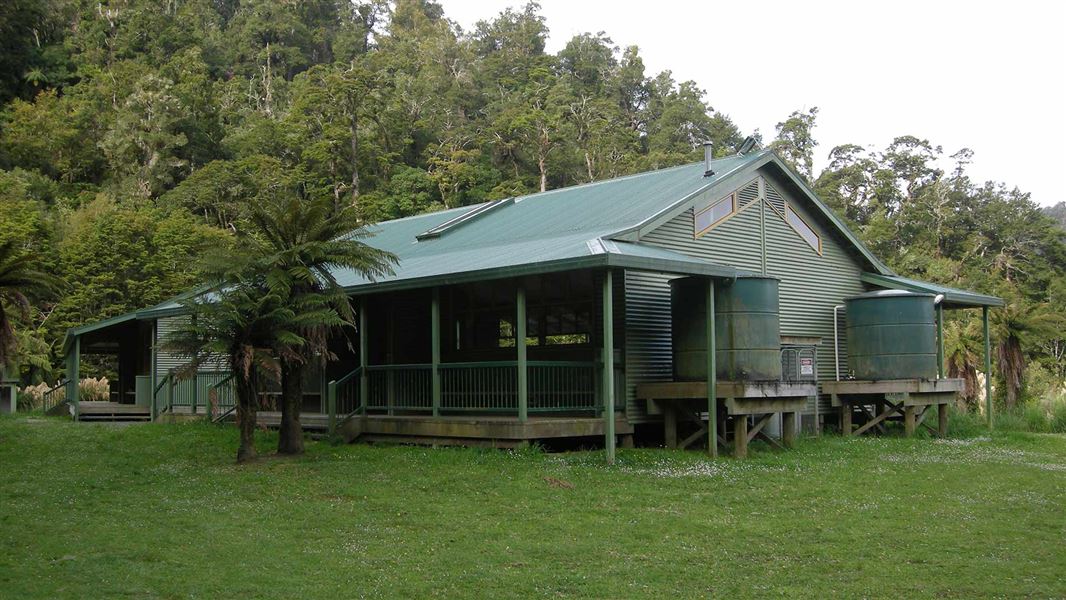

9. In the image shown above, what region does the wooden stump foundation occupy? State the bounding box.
[825,379,960,439]
[637,381,815,458]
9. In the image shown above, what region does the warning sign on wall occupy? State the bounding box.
[800,357,814,376]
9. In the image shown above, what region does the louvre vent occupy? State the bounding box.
[737,179,760,208]
[781,346,818,382]
[765,182,786,216]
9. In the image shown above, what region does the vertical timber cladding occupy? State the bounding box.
[634,168,866,420]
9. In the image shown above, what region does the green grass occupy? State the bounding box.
[1,417,1064,598]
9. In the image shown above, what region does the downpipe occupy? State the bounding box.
[833,305,844,381]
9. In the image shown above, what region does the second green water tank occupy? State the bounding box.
[845,290,937,380]
[671,275,782,381]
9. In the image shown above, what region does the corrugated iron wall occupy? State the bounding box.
[623,270,674,420]
[154,316,228,377]
[624,168,866,422]
[155,316,187,375]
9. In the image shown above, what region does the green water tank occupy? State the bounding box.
[845,290,937,380]
[671,276,782,381]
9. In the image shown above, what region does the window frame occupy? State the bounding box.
[694,193,737,238]
[784,202,822,255]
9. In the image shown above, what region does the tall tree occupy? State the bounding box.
[770,107,819,180]
[1,90,102,183]
[99,75,189,198]
[51,198,225,342]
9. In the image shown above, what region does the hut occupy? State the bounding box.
[59,146,1001,457]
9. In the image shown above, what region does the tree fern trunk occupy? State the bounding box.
[235,375,258,463]
[278,360,305,455]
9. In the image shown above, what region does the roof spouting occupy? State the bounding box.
[861,273,1003,308]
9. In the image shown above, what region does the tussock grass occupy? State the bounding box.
[0,415,1063,598]
[950,397,1066,435]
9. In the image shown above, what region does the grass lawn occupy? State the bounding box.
[1,416,1063,598]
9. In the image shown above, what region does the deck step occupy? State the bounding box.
[75,402,152,422]
[341,418,363,443]
[78,414,152,422]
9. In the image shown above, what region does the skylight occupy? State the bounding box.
[416,198,514,240]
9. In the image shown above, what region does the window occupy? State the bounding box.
[785,204,821,254]
[451,273,593,351]
[498,306,592,347]
[497,319,540,348]
[694,193,736,236]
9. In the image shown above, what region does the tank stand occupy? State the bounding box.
[637,381,815,458]
[661,402,728,452]
[732,411,796,458]
[825,379,961,438]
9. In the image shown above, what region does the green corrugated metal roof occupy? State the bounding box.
[70,151,919,348]
[62,289,206,352]
[66,312,139,337]
[332,154,760,291]
[861,272,1003,308]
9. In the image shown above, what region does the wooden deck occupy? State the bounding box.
[637,380,818,401]
[822,378,963,397]
[77,402,151,422]
[71,403,631,446]
[636,380,816,417]
[255,411,330,430]
[248,411,633,447]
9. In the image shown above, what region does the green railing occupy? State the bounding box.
[208,374,236,422]
[331,367,363,415]
[440,361,518,412]
[326,366,364,433]
[440,361,606,413]
[366,364,434,412]
[529,361,600,412]
[40,380,68,414]
[152,370,234,419]
[153,372,173,419]
[326,360,618,433]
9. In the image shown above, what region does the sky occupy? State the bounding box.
[437,0,1066,207]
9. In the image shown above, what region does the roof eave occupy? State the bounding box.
[860,272,1004,308]
[61,311,142,354]
[340,251,739,296]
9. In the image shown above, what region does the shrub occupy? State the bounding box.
[16,377,110,411]
[18,383,44,411]
[78,377,110,402]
